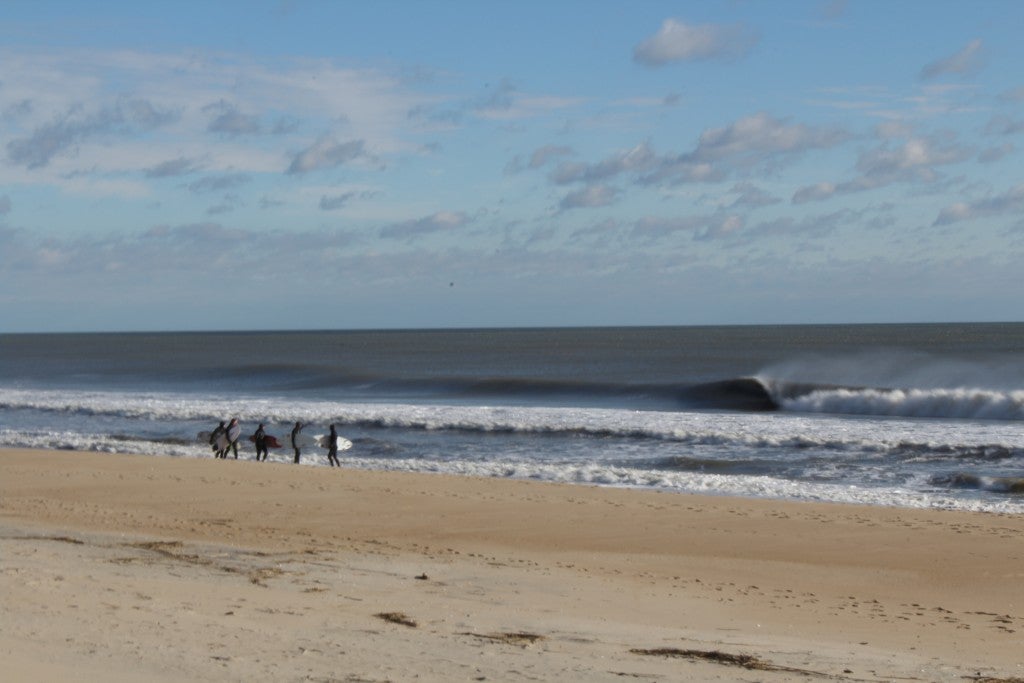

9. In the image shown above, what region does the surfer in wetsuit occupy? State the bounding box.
[291,421,303,464]
[326,424,340,467]
[210,421,227,458]
[253,423,268,461]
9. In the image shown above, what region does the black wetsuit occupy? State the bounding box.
[210,422,226,458]
[327,425,339,467]
[291,423,302,464]
[254,425,268,461]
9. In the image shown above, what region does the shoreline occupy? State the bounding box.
[2,447,1023,681]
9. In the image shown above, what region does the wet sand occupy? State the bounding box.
[2,448,1023,682]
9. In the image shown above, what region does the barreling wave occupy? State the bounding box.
[261,370,782,412]
[148,359,784,412]
[680,376,1024,421]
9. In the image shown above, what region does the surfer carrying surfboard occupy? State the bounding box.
[253,423,268,461]
[291,421,304,464]
[209,421,227,458]
[326,424,340,467]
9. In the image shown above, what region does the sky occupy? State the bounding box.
[2,0,1024,332]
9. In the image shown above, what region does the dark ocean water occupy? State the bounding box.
[2,324,1023,511]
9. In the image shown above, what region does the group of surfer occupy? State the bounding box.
[208,418,243,459]
[208,420,343,466]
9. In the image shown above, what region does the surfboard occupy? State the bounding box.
[227,423,241,443]
[289,431,318,449]
[318,435,353,451]
[198,430,227,452]
[248,434,282,448]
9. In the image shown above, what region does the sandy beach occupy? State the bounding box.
[1,448,1022,682]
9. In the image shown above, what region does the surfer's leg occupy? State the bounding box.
[293,447,300,464]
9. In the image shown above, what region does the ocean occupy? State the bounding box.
[2,324,1023,513]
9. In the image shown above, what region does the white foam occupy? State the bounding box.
[5,387,1024,514]
[3,387,1024,455]
[325,455,1024,514]
[782,386,1024,420]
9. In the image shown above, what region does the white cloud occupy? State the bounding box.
[0,47,440,189]
[187,172,251,194]
[984,115,1024,136]
[728,182,780,208]
[934,184,1024,225]
[559,184,619,211]
[792,182,837,204]
[645,113,849,185]
[855,136,969,180]
[634,19,757,66]
[529,145,573,169]
[692,113,848,163]
[379,211,469,241]
[504,145,574,175]
[978,143,1014,164]
[798,133,974,205]
[319,193,355,211]
[6,97,177,169]
[470,79,583,121]
[631,212,742,241]
[920,39,985,80]
[752,210,855,238]
[550,143,655,185]
[287,135,370,174]
[875,121,914,140]
[205,101,263,136]
[144,157,204,178]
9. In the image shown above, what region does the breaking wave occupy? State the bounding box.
[775,385,1024,421]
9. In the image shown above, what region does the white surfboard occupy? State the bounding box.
[198,430,227,452]
[318,435,353,451]
[289,431,318,449]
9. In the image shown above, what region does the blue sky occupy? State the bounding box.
[2,0,1024,332]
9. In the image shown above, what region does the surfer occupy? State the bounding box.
[326,424,340,467]
[226,418,242,459]
[209,421,227,458]
[291,421,303,464]
[253,423,268,461]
